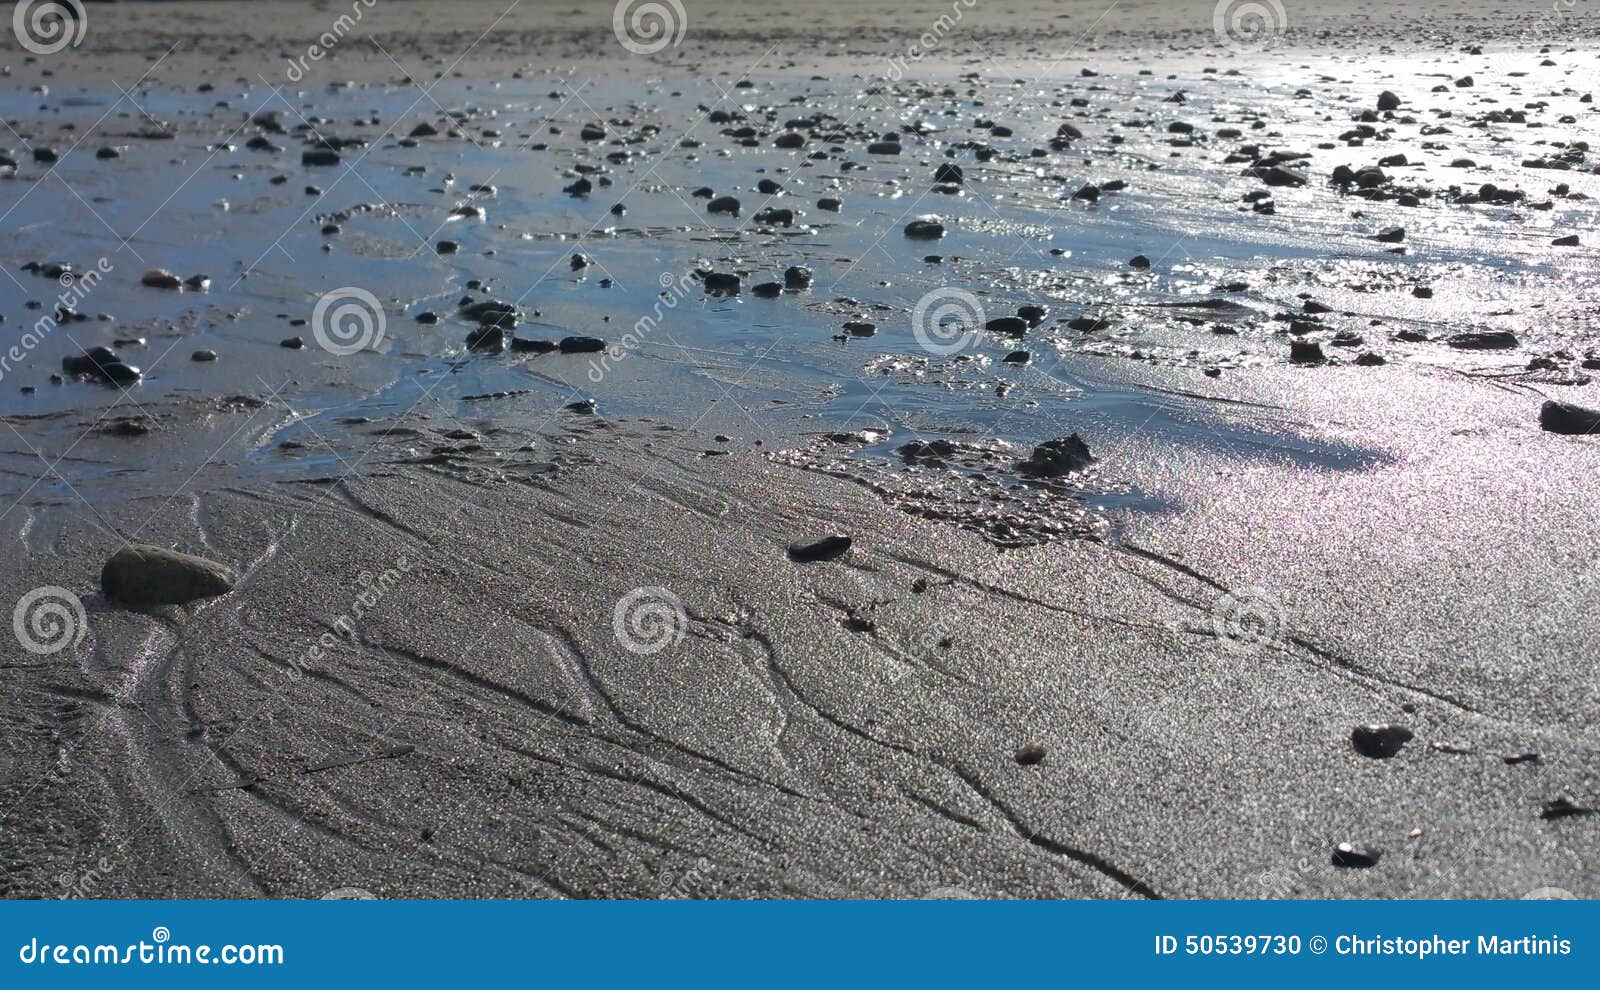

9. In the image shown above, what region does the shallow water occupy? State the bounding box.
[2,44,1595,522]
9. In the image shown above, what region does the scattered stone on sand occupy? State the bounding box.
[784,265,813,289]
[1539,400,1600,436]
[1377,90,1402,112]
[466,326,506,353]
[1016,434,1094,477]
[1540,797,1594,821]
[1289,340,1326,365]
[1351,724,1414,758]
[1250,164,1307,187]
[703,272,741,296]
[192,349,218,362]
[1014,742,1047,766]
[558,336,606,354]
[707,195,741,216]
[141,268,183,290]
[281,336,305,349]
[102,543,237,606]
[1331,842,1381,868]
[904,219,945,239]
[787,535,852,563]
[1447,330,1518,350]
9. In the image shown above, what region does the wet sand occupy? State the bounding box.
[1,0,1598,898]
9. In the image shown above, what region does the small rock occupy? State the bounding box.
[191,349,218,362]
[1447,331,1518,351]
[141,268,183,290]
[1351,724,1413,758]
[558,336,606,354]
[904,219,945,239]
[1331,842,1381,868]
[787,535,852,563]
[1539,400,1600,436]
[102,544,237,606]
[1015,742,1046,766]
[1289,340,1325,365]
[466,326,505,353]
[1540,797,1594,820]
[1017,434,1094,477]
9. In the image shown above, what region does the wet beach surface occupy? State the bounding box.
[1,0,1598,898]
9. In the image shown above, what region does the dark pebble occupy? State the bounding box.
[1351,724,1413,758]
[1015,742,1047,766]
[558,336,606,354]
[1331,842,1381,868]
[787,535,852,563]
[1539,400,1600,436]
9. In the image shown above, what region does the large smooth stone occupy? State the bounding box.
[101,544,237,606]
